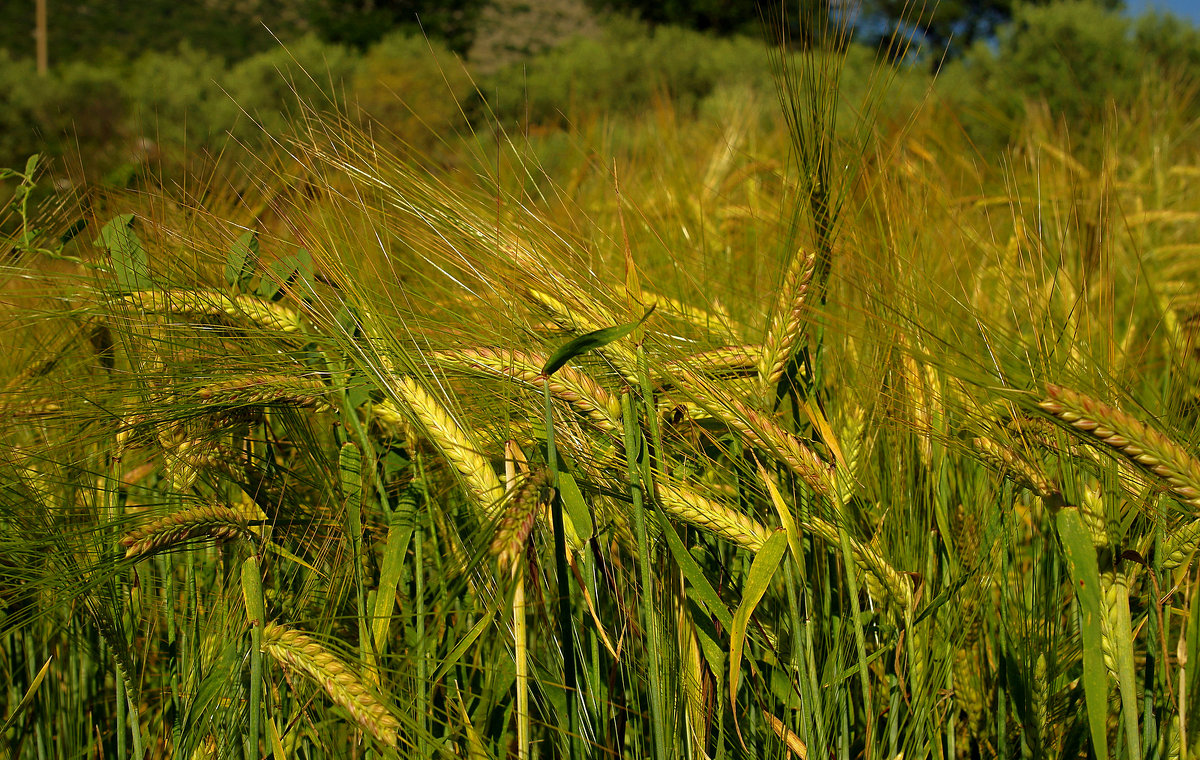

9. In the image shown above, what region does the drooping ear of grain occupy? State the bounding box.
[123,289,300,333]
[433,348,622,432]
[121,504,257,558]
[196,374,333,411]
[490,469,549,576]
[972,436,1057,498]
[392,375,503,515]
[260,622,399,748]
[656,480,773,552]
[681,372,835,499]
[1039,384,1200,512]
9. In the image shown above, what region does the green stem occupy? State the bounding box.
[515,572,530,760]
[242,556,265,760]
[543,379,580,758]
[116,672,127,760]
[835,488,872,756]
[415,519,428,759]
[621,390,667,760]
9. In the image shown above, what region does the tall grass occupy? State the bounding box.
[2,17,1200,760]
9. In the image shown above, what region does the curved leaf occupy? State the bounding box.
[541,304,655,377]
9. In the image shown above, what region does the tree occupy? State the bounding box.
[585,0,847,49]
[303,0,487,53]
[861,0,1122,67]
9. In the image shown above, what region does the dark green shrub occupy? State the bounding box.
[0,53,129,173]
[223,35,359,139]
[940,1,1193,147]
[481,18,776,126]
[124,46,231,152]
[352,33,473,151]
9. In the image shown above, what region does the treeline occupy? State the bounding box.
[0,1,1197,185]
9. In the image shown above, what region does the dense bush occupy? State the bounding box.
[941,2,1200,146]
[480,18,779,127]
[3,6,1200,186]
[124,46,232,152]
[352,33,474,153]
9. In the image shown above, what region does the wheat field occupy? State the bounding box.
[1,24,1200,760]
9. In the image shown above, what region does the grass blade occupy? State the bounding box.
[0,656,52,734]
[729,530,787,735]
[541,305,655,377]
[1058,507,1110,760]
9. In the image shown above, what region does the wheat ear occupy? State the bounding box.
[196,375,333,411]
[0,398,63,417]
[624,287,741,342]
[663,345,762,378]
[758,247,817,396]
[391,375,503,514]
[490,469,549,576]
[804,515,913,613]
[681,373,835,499]
[120,504,256,558]
[972,436,1057,498]
[1163,519,1200,570]
[432,348,622,433]
[1039,384,1200,511]
[260,622,399,747]
[656,481,773,552]
[124,289,299,333]
[524,287,641,381]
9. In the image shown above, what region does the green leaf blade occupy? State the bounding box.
[1057,507,1110,760]
[95,214,151,292]
[225,231,259,292]
[541,304,655,377]
[729,529,787,709]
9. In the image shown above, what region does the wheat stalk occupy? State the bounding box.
[1039,384,1200,511]
[123,289,299,333]
[260,622,399,748]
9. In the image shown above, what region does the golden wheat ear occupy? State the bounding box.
[260,622,399,748]
[1039,383,1200,511]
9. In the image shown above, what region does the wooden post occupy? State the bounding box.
[35,0,48,75]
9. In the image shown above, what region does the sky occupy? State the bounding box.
[1126,0,1200,24]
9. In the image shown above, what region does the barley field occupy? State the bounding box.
[2,9,1200,760]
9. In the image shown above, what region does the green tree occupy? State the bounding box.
[863,0,1122,67]
[583,0,845,50]
[0,0,310,64]
[303,0,486,52]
